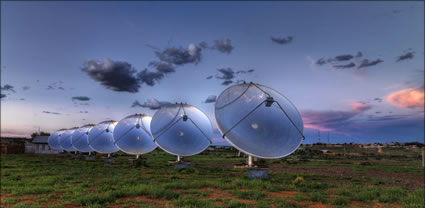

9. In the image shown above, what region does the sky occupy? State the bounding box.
[1,1,424,144]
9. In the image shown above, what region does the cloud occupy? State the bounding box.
[374,98,383,103]
[215,68,235,80]
[1,84,16,93]
[316,58,327,66]
[350,102,372,112]
[131,98,172,110]
[333,62,356,69]
[203,95,217,103]
[22,86,30,91]
[155,43,202,66]
[236,69,255,74]
[1,94,5,99]
[79,111,89,113]
[148,61,175,74]
[137,69,164,86]
[396,51,415,62]
[206,75,213,80]
[301,110,358,131]
[302,102,372,131]
[214,38,234,54]
[42,111,61,115]
[271,36,293,45]
[386,88,424,109]
[221,80,233,86]
[46,81,65,90]
[81,59,140,93]
[357,59,383,69]
[72,96,90,101]
[332,55,354,62]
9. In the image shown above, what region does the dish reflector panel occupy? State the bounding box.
[59,127,79,152]
[48,129,66,151]
[88,120,119,153]
[151,103,212,156]
[214,82,304,159]
[71,124,95,153]
[113,114,157,155]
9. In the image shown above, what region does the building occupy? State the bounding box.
[25,136,59,154]
[0,137,26,154]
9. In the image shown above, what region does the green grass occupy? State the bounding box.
[0,146,423,208]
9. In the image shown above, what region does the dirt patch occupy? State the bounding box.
[121,196,167,206]
[265,191,299,199]
[307,202,327,208]
[366,170,424,188]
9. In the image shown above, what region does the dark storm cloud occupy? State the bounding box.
[271,36,293,45]
[42,111,61,115]
[155,44,202,66]
[137,69,164,86]
[396,51,415,62]
[316,58,327,66]
[1,84,16,93]
[81,59,140,93]
[221,80,233,86]
[206,75,213,80]
[214,38,234,54]
[203,95,217,103]
[215,68,235,80]
[148,61,176,74]
[22,86,30,91]
[72,96,91,101]
[332,55,354,62]
[1,94,6,99]
[357,59,383,69]
[333,62,356,69]
[131,98,171,110]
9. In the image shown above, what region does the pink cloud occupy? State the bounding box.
[350,102,372,112]
[386,88,424,109]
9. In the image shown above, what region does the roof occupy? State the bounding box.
[32,136,49,144]
[0,137,27,143]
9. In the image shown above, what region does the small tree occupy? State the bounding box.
[31,131,50,138]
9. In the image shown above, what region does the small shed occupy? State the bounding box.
[26,136,59,154]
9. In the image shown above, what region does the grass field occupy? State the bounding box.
[1,145,424,208]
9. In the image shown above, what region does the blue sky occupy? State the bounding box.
[1,1,424,144]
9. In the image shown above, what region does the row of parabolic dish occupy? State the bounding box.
[48,82,305,159]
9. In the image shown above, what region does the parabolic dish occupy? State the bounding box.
[151,103,212,156]
[113,114,157,155]
[48,129,66,151]
[71,124,95,153]
[88,120,119,154]
[59,127,79,152]
[214,82,304,159]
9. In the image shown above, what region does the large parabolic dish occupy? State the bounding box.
[88,120,119,154]
[71,124,95,153]
[59,127,79,152]
[151,103,212,156]
[48,129,67,151]
[113,114,157,155]
[215,82,304,159]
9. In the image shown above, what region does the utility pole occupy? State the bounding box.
[327,132,330,144]
[318,130,321,144]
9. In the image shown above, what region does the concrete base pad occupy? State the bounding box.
[85,155,96,161]
[129,158,147,167]
[104,157,115,163]
[174,162,191,170]
[247,168,269,179]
